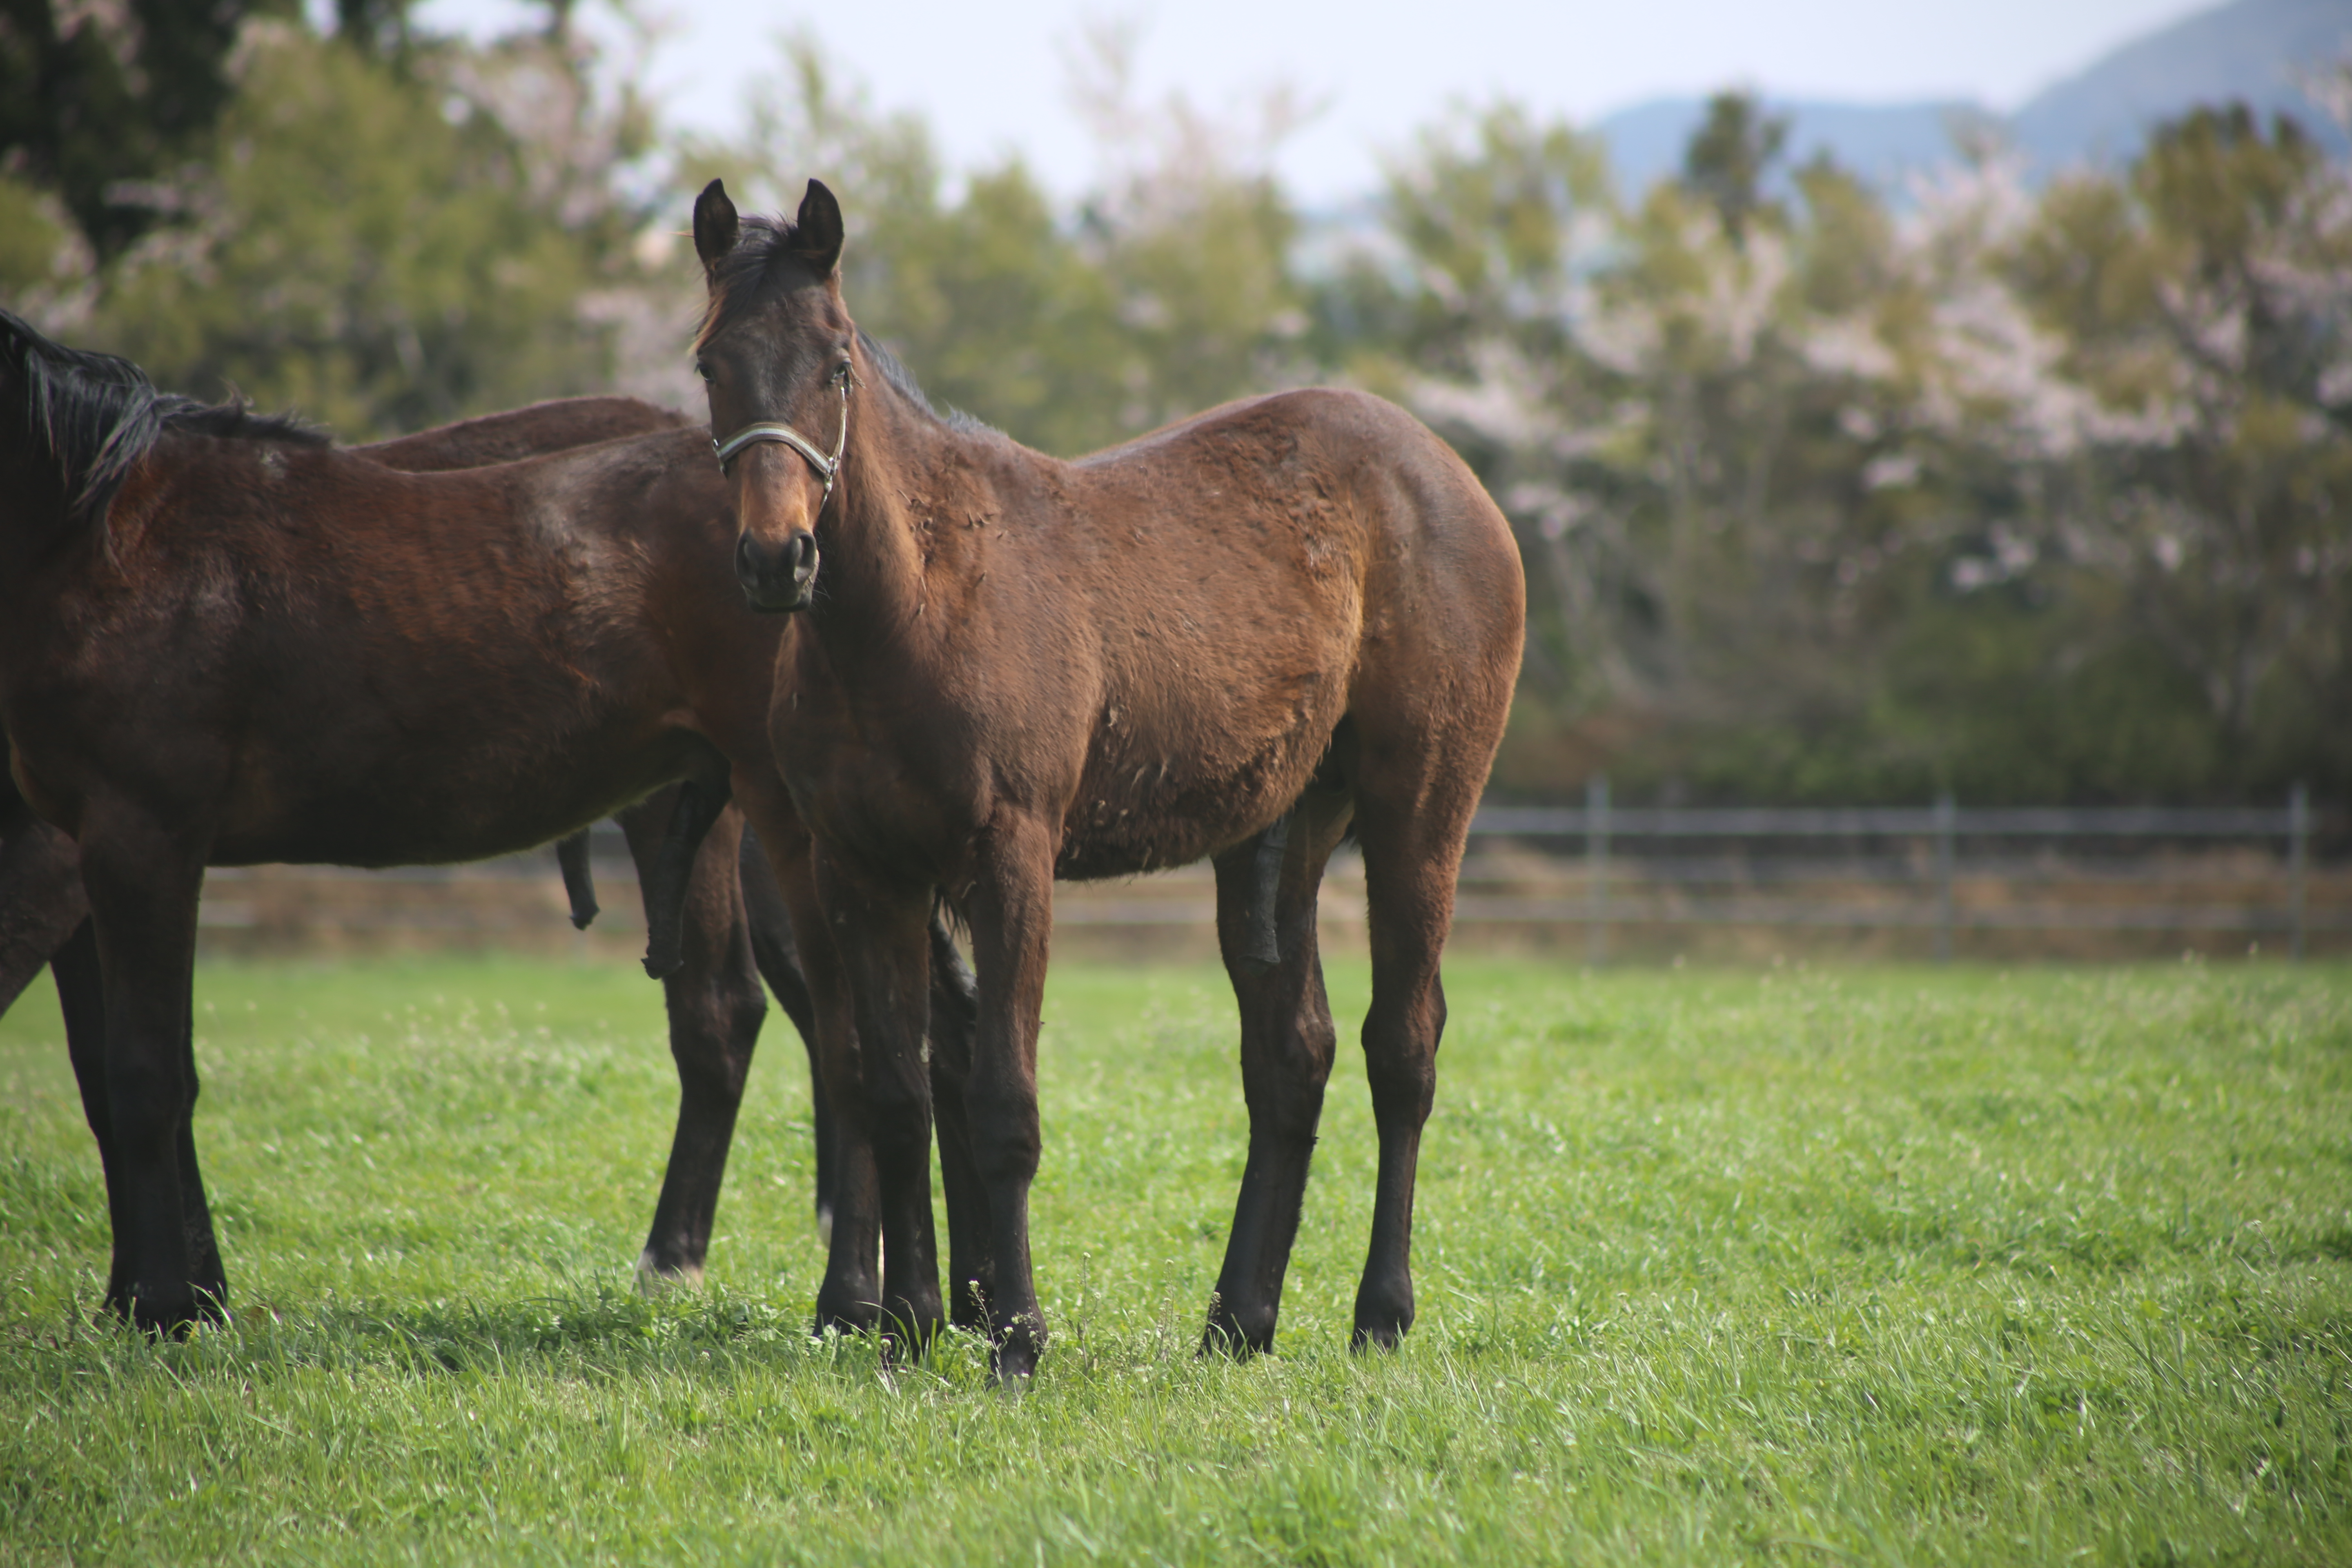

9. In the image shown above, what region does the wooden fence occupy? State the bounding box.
[185,787,2344,965]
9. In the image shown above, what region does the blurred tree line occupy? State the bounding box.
[2,1,2344,805]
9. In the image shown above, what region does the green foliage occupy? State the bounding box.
[675,33,1302,457]
[1364,89,2352,804]
[85,27,621,436]
[0,0,294,261]
[1,4,2344,803]
[1680,89,1789,246]
[2,954,2348,1562]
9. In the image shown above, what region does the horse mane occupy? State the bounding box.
[1,307,325,532]
[695,217,992,437]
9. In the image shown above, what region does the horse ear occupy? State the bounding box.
[693,179,739,273]
[791,179,845,275]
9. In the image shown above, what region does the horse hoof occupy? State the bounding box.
[634,1251,705,1297]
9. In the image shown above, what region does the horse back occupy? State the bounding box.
[956,388,1522,877]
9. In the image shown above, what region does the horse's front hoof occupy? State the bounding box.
[126,1287,227,1339]
[812,1284,881,1341]
[1200,1293,1275,1358]
[634,1250,706,1297]
[990,1315,1044,1383]
[880,1296,944,1362]
[1350,1292,1413,1351]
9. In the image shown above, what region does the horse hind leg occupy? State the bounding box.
[1346,752,1485,1351]
[1203,788,1353,1356]
[624,797,767,1290]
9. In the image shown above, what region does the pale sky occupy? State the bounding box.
[415,0,2220,205]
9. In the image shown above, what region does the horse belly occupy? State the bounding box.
[1054,676,1345,881]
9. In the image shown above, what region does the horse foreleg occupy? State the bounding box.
[755,826,884,1339]
[51,920,137,1304]
[554,830,599,930]
[638,777,733,980]
[924,911,992,1330]
[736,825,831,1238]
[812,849,943,1354]
[956,823,1057,1381]
[1203,791,1353,1356]
[623,800,765,1289]
[77,808,217,1332]
[0,814,86,1018]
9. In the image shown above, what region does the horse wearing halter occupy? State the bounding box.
[712,376,849,501]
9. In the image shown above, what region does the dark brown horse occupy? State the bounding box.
[690,179,1525,1378]
[0,396,691,1018]
[0,390,829,1291]
[0,312,967,1332]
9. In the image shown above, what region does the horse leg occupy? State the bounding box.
[752,824,884,1338]
[743,829,987,1325]
[77,808,216,1332]
[1347,756,1481,1351]
[639,777,733,980]
[736,825,832,1238]
[924,913,992,1331]
[0,815,86,1018]
[51,919,137,1304]
[811,849,943,1352]
[955,822,1058,1381]
[554,830,599,930]
[1202,794,1353,1356]
[623,799,767,1288]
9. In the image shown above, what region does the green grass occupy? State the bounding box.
[2,955,2348,1565]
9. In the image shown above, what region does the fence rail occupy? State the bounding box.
[184,786,2343,962]
[1462,782,2329,962]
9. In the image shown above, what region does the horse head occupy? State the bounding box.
[691,178,857,615]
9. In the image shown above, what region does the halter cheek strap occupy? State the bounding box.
[712,379,849,497]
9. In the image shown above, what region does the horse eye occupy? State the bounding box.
[829,361,850,387]
[694,361,715,383]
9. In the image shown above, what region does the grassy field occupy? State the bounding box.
[1,954,2347,1565]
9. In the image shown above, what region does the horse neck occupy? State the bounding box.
[806,388,956,669]
[0,449,76,607]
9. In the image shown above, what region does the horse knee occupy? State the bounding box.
[964,1098,1040,1186]
[1361,1049,1435,1126]
[667,976,765,1102]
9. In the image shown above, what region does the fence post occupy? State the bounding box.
[2290,782,2309,962]
[1587,774,1610,968]
[1933,791,1956,964]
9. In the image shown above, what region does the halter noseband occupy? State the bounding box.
[711,377,849,498]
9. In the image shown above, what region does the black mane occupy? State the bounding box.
[2,308,324,531]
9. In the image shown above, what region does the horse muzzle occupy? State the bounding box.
[737,529,820,613]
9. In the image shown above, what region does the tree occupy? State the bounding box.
[0,0,294,261]
[71,14,662,437]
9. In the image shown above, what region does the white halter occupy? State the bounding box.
[711,377,848,497]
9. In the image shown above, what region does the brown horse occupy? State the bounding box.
[1,395,690,1008]
[0,311,966,1332]
[0,392,878,1295]
[691,179,1525,1378]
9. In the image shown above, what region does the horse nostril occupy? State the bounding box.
[734,531,762,584]
[786,531,819,581]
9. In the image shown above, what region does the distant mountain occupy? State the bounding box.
[1593,0,2351,200]
[2011,0,2350,168]
[1594,99,1987,199]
